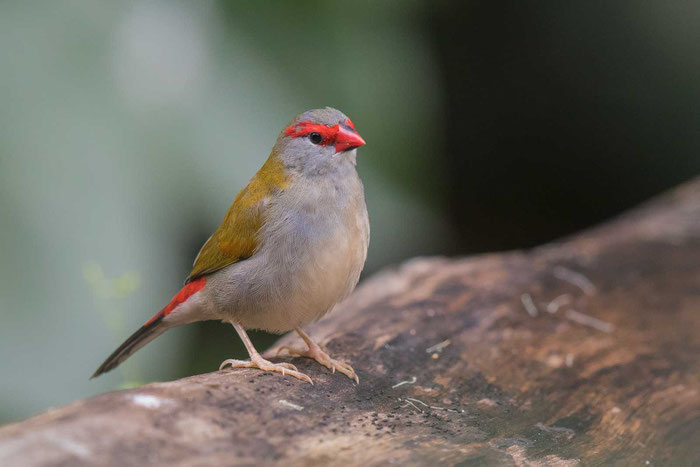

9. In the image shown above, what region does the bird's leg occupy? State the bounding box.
[220,321,313,384]
[277,327,358,383]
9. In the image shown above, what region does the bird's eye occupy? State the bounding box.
[309,132,323,145]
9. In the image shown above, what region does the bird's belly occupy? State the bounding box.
[277,228,365,327]
[209,204,369,333]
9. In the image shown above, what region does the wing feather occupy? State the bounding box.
[186,155,287,282]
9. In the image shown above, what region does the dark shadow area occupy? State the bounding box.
[431,0,700,251]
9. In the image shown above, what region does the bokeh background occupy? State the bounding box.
[1,1,698,424]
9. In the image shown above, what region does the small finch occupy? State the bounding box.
[92,108,368,384]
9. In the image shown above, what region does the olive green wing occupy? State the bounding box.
[186,157,287,283]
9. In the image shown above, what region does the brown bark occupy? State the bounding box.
[1,179,699,466]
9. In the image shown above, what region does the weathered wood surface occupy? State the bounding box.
[1,179,699,466]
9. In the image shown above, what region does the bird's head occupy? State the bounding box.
[272,107,366,177]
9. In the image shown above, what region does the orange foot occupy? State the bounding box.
[220,355,313,384]
[278,327,358,384]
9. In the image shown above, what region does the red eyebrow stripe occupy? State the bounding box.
[345,118,355,129]
[284,120,339,146]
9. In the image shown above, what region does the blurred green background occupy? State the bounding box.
[1,1,698,424]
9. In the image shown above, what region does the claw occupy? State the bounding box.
[275,343,358,384]
[219,355,313,384]
[277,362,299,372]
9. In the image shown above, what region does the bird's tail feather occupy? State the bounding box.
[91,278,207,379]
[91,313,170,379]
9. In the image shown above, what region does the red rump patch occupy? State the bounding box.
[144,278,206,326]
[284,120,339,146]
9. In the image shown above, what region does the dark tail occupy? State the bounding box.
[91,313,170,378]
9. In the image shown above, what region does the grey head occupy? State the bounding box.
[274,107,366,177]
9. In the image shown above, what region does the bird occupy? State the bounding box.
[92,107,369,384]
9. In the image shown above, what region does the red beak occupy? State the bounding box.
[334,125,366,153]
